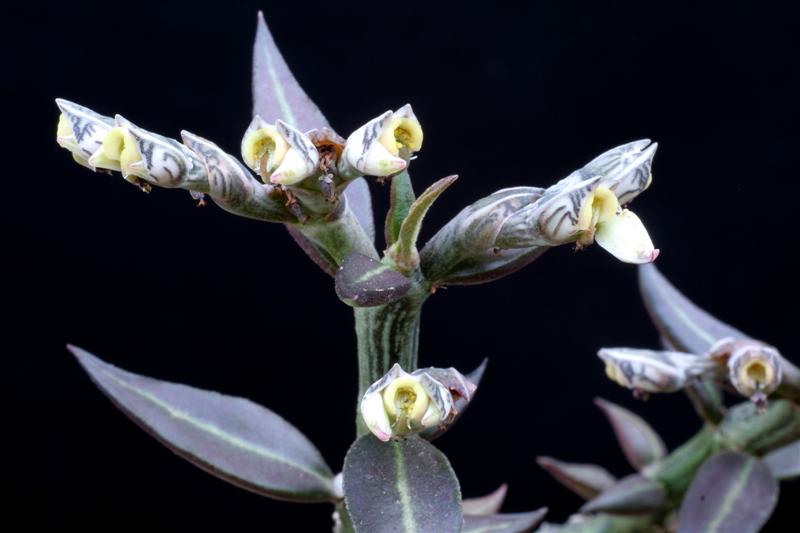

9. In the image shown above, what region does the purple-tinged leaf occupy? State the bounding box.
[252,11,328,131]
[536,457,617,500]
[286,225,339,276]
[580,474,666,515]
[537,513,653,532]
[420,358,488,441]
[678,451,778,533]
[343,435,462,533]
[463,508,548,533]
[69,345,337,503]
[462,484,508,516]
[385,171,416,246]
[438,246,549,286]
[639,264,747,355]
[345,178,375,245]
[335,253,411,307]
[595,398,666,470]
[763,440,800,480]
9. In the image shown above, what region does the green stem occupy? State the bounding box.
[353,284,429,436]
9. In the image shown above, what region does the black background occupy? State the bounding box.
[6,1,800,530]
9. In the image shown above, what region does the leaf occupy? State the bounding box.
[389,175,459,272]
[345,178,376,245]
[462,484,508,516]
[343,435,462,533]
[638,264,747,355]
[580,474,666,515]
[69,345,337,503]
[252,11,328,131]
[385,171,416,246]
[420,358,488,441]
[462,509,548,533]
[335,253,411,307]
[436,247,549,286]
[762,440,800,480]
[537,513,653,533]
[594,398,666,470]
[536,457,617,500]
[677,451,778,533]
[286,225,340,276]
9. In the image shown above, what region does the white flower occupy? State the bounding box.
[495,140,659,264]
[709,338,783,406]
[241,116,319,185]
[598,347,717,394]
[341,104,423,177]
[56,99,115,170]
[360,363,475,442]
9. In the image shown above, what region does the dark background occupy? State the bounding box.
[6,0,799,530]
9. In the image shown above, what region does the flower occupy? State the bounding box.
[360,363,475,441]
[56,99,115,170]
[598,347,717,394]
[241,116,319,185]
[495,140,659,264]
[709,338,783,407]
[341,104,423,177]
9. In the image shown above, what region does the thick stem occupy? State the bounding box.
[353,283,429,436]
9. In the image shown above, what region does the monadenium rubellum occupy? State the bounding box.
[58,11,800,533]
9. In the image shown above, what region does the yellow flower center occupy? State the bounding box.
[380,117,424,156]
[242,125,289,179]
[382,376,429,425]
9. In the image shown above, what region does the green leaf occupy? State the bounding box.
[335,253,411,307]
[579,474,666,515]
[763,440,800,480]
[388,175,458,273]
[69,345,337,503]
[385,171,416,246]
[594,398,666,470]
[638,264,747,355]
[677,451,778,533]
[462,484,508,516]
[536,457,617,500]
[343,435,462,533]
[537,514,653,533]
[462,509,548,533]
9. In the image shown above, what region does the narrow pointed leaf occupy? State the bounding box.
[390,175,458,272]
[437,246,549,286]
[763,440,800,480]
[677,451,778,533]
[286,225,339,276]
[385,171,416,246]
[639,264,747,354]
[462,484,508,516]
[421,358,488,441]
[252,11,328,131]
[580,474,666,515]
[536,457,617,500]
[69,345,337,502]
[335,252,411,307]
[463,508,548,533]
[343,435,462,533]
[595,398,666,470]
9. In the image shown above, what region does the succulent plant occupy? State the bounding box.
[54,10,798,533]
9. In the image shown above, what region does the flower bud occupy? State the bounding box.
[241,116,320,185]
[360,364,475,442]
[583,139,658,205]
[55,99,115,170]
[109,115,208,189]
[341,104,423,177]
[598,347,717,394]
[710,338,783,406]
